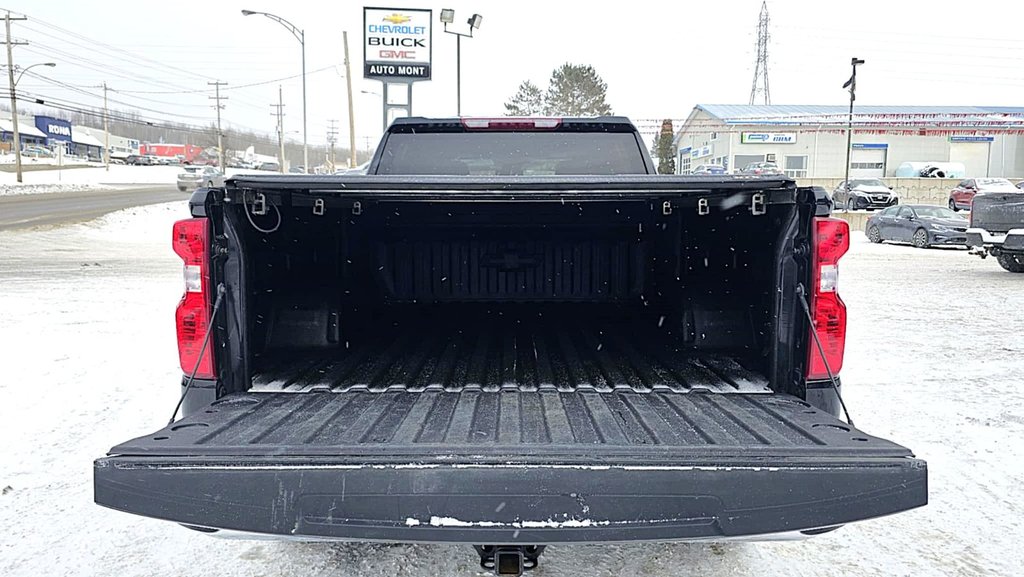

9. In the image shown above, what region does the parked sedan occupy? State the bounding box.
[176,166,225,191]
[832,178,899,211]
[739,161,783,175]
[692,164,727,175]
[948,178,1018,211]
[22,146,53,158]
[865,204,968,248]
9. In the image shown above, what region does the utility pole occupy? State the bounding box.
[842,58,866,200]
[271,84,285,172]
[326,119,338,171]
[5,11,28,183]
[102,82,110,171]
[208,80,228,171]
[342,30,357,168]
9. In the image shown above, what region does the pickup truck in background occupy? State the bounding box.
[967,191,1024,273]
[94,117,927,576]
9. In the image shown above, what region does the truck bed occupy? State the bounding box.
[252,312,770,394]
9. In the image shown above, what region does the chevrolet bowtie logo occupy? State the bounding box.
[382,13,411,24]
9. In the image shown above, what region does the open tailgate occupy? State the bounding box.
[95,390,926,542]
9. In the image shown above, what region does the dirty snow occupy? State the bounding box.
[0,164,267,191]
[0,183,115,197]
[1,208,1023,577]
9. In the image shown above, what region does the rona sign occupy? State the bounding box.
[363,7,432,80]
[741,132,797,144]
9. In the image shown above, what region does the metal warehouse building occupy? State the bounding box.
[674,105,1024,178]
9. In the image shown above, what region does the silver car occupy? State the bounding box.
[177,166,225,191]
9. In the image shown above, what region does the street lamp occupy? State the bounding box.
[242,9,308,173]
[440,9,482,116]
[842,57,865,206]
[6,62,56,183]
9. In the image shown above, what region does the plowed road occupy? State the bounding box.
[0,187,186,230]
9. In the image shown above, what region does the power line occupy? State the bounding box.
[18,16,215,83]
[21,72,213,121]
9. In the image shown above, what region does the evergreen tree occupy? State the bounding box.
[503,80,545,116]
[503,64,614,117]
[544,63,613,116]
[653,119,677,174]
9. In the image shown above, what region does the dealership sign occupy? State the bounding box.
[363,7,432,80]
[949,135,994,143]
[741,132,797,144]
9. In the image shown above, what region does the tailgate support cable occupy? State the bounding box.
[169,283,227,425]
[796,284,855,428]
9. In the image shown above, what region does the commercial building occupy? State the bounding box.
[77,126,140,161]
[0,116,47,152]
[674,105,1024,178]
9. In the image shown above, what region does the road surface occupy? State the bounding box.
[0,186,187,230]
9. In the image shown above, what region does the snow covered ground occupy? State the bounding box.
[1,205,1022,576]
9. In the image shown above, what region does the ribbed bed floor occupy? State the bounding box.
[251,313,770,394]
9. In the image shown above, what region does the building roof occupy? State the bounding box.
[71,130,104,147]
[0,117,47,138]
[697,104,1024,125]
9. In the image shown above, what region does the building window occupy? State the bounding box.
[710,131,718,141]
[679,153,692,174]
[784,155,808,178]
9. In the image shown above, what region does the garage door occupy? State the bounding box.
[949,143,990,177]
[851,148,886,177]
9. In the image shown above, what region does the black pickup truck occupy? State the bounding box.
[967,190,1024,272]
[94,117,926,575]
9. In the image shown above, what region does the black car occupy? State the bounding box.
[833,178,899,210]
[866,204,968,248]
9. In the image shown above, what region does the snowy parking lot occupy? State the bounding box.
[1,203,1021,577]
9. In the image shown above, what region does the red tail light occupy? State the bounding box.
[173,218,215,379]
[807,217,850,380]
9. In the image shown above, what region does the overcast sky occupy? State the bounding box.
[5,0,1024,150]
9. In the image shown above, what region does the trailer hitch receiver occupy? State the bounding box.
[474,545,546,577]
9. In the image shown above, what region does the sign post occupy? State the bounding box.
[363,7,432,133]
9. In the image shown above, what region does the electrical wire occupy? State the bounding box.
[796,284,854,427]
[168,283,226,425]
[243,192,282,234]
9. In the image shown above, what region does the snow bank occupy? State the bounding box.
[0,206,1022,577]
[0,183,113,196]
[0,164,274,191]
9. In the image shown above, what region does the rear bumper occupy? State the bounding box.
[966,228,1024,252]
[95,455,927,543]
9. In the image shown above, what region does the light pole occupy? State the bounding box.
[842,57,865,205]
[440,9,482,116]
[242,9,308,173]
[6,61,55,183]
[361,89,384,133]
